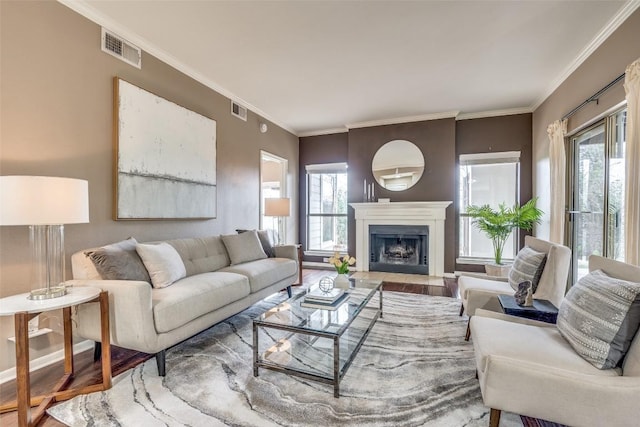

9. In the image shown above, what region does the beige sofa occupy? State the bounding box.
[67,232,298,375]
[470,255,640,427]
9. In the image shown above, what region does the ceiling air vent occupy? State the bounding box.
[231,101,248,121]
[101,28,141,69]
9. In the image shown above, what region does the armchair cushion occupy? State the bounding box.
[508,246,546,292]
[557,269,640,369]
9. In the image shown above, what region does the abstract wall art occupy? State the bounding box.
[114,78,217,219]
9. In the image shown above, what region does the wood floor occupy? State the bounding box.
[0,269,459,426]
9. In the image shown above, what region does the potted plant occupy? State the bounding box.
[465,198,543,277]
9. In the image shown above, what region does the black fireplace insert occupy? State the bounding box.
[369,225,429,275]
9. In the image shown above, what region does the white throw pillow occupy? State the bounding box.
[135,242,187,288]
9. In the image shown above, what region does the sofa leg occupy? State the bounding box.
[93,341,102,362]
[286,285,292,298]
[459,303,464,316]
[156,350,166,376]
[465,321,471,341]
[489,408,501,427]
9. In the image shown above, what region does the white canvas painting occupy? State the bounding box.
[115,78,217,219]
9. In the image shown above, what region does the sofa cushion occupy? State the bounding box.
[221,231,267,265]
[152,272,250,333]
[236,229,276,257]
[85,237,151,283]
[136,242,187,288]
[508,246,547,292]
[166,236,231,276]
[557,269,640,369]
[221,258,297,293]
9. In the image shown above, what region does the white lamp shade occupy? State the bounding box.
[0,176,89,225]
[264,197,290,217]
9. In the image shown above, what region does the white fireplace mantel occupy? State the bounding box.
[350,201,452,277]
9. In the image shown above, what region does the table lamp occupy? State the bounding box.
[0,176,89,299]
[264,197,290,245]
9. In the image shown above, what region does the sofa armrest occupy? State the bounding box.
[66,279,158,352]
[274,244,298,261]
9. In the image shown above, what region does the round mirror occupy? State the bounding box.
[372,140,424,191]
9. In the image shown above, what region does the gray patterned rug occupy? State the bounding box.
[48,291,522,426]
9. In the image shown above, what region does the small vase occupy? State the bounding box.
[333,273,351,289]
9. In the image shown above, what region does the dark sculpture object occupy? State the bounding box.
[514,280,534,307]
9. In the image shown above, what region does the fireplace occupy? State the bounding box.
[350,201,452,276]
[369,225,429,274]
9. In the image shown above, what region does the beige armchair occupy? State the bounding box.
[458,236,571,338]
[469,255,640,427]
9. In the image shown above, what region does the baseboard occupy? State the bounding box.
[0,339,93,385]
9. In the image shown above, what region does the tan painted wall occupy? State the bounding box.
[0,1,298,372]
[533,9,640,239]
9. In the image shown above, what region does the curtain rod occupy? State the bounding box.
[561,72,625,121]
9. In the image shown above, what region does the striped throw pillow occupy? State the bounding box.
[508,246,547,292]
[557,269,640,369]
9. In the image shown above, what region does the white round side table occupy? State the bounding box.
[0,286,112,427]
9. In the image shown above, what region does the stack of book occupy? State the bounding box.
[300,288,349,311]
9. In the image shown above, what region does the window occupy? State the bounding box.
[306,163,348,252]
[458,151,520,262]
[566,108,626,282]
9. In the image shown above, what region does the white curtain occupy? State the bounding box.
[547,119,567,244]
[624,58,640,266]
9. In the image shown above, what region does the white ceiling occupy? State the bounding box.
[62,1,638,136]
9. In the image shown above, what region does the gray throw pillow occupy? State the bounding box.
[508,246,547,292]
[236,229,276,257]
[557,269,640,370]
[222,230,268,265]
[86,237,151,283]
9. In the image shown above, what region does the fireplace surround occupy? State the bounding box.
[351,201,452,276]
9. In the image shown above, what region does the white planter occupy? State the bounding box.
[484,263,511,278]
[333,273,351,289]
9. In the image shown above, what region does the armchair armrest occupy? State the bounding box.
[465,288,507,316]
[459,271,509,282]
[66,279,158,352]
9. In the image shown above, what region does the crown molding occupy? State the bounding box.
[298,128,349,138]
[530,0,640,111]
[456,107,532,121]
[57,0,298,136]
[346,111,459,130]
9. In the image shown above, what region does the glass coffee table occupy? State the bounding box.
[253,278,383,397]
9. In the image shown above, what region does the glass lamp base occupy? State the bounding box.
[28,285,67,300]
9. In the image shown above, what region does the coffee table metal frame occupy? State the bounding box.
[253,280,383,397]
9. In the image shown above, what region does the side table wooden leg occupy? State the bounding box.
[15,312,31,427]
[63,307,74,375]
[99,291,112,389]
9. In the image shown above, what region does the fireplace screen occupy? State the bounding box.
[369,225,429,275]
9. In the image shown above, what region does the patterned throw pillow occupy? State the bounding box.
[508,246,547,292]
[557,269,640,369]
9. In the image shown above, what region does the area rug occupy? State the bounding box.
[48,291,523,426]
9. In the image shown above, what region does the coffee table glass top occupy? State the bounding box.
[253,278,383,396]
[256,278,382,335]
